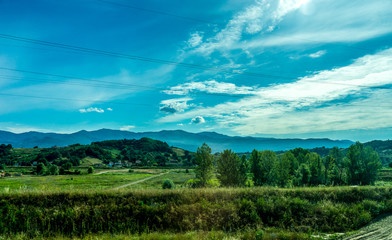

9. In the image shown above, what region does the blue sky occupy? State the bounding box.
[0,0,392,141]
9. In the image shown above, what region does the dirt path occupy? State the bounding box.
[94,169,129,175]
[112,171,170,190]
[344,215,392,240]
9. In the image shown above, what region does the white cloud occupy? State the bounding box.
[120,125,135,131]
[107,108,113,111]
[79,107,104,113]
[191,116,206,124]
[187,0,311,56]
[163,80,256,95]
[308,50,326,58]
[159,48,392,135]
[188,32,203,48]
[160,97,193,114]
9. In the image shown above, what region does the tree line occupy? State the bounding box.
[194,142,381,187]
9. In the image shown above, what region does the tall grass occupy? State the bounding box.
[0,186,391,238]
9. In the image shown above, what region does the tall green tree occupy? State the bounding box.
[259,150,277,185]
[329,147,346,185]
[345,142,381,185]
[217,149,241,187]
[250,149,262,186]
[295,163,311,186]
[307,152,324,186]
[323,155,335,185]
[275,152,292,187]
[239,155,249,186]
[194,143,214,187]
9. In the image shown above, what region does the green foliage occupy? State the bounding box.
[0,164,5,170]
[259,150,277,185]
[295,163,311,186]
[307,152,324,186]
[36,163,47,175]
[275,152,292,187]
[346,142,381,185]
[48,165,59,175]
[250,149,262,186]
[62,162,73,170]
[194,143,214,187]
[0,187,390,237]
[162,179,175,189]
[217,149,242,187]
[87,166,94,174]
[239,155,248,186]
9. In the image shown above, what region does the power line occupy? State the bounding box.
[0,67,160,90]
[1,33,391,90]
[1,66,392,104]
[94,0,389,53]
[0,92,154,107]
[0,33,295,81]
[0,67,255,99]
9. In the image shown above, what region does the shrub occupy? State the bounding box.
[87,166,94,174]
[162,179,175,189]
[49,165,59,175]
[128,169,134,173]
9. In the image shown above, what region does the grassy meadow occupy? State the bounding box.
[0,168,194,192]
[0,166,391,239]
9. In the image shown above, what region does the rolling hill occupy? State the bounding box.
[0,129,353,152]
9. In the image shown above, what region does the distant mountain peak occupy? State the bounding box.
[0,129,354,152]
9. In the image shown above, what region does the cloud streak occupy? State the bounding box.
[163,80,256,95]
[79,107,105,113]
[159,48,392,135]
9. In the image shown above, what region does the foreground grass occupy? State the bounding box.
[0,229,321,240]
[0,186,391,238]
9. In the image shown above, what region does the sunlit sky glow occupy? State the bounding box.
[0,0,392,141]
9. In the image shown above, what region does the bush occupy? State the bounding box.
[49,165,59,175]
[162,179,175,189]
[128,169,134,173]
[87,166,94,174]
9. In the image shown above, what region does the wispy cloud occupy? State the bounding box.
[187,32,203,48]
[120,125,135,131]
[188,0,311,56]
[79,107,105,113]
[163,80,256,95]
[308,50,327,58]
[159,48,392,135]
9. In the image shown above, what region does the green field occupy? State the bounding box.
[0,163,391,239]
[0,169,195,192]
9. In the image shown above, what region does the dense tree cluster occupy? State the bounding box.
[248,142,381,187]
[0,138,193,174]
[195,142,381,187]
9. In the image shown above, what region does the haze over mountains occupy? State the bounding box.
[0,129,353,152]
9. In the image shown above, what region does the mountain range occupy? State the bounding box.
[0,129,353,152]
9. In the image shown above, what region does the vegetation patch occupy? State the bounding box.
[0,187,390,238]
